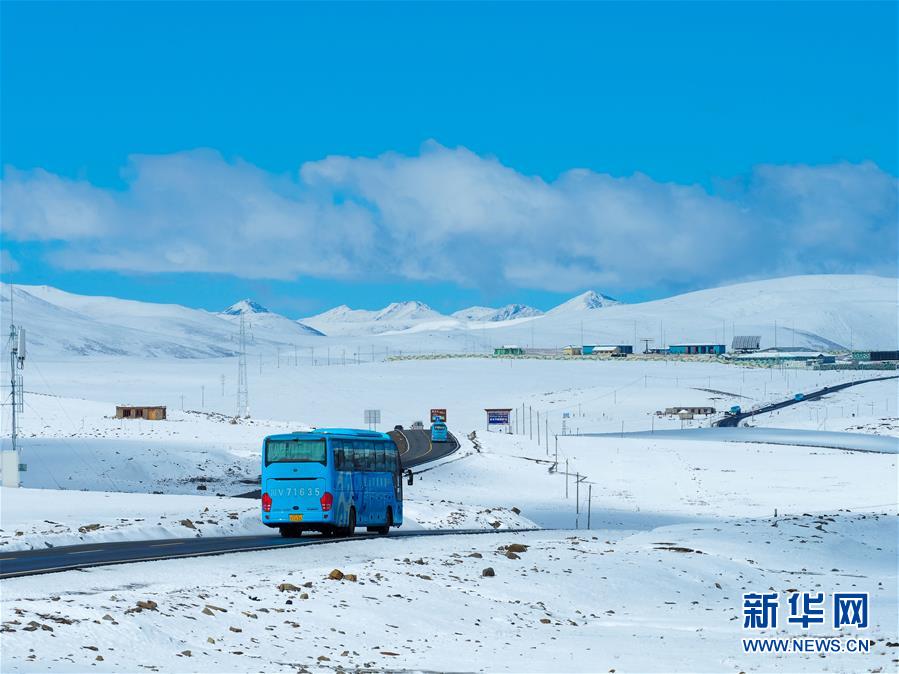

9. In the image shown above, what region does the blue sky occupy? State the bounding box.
[1,2,896,317]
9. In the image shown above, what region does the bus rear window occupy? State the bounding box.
[265,439,326,465]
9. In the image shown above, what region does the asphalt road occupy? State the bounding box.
[390,428,461,468]
[714,375,898,427]
[1,429,463,579]
[0,527,529,579]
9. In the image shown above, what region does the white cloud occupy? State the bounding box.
[1,144,896,292]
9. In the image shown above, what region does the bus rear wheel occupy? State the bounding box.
[372,507,392,535]
[341,507,356,537]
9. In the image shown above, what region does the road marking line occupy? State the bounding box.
[150,542,183,547]
[67,549,104,555]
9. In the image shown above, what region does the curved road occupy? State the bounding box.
[1,429,463,579]
[715,375,897,427]
[390,428,461,468]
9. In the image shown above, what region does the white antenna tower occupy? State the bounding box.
[236,312,249,418]
[3,321,26,487]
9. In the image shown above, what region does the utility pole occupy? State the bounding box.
[529,406,533,440]
[575,472,580,528]
[565,460,569,498]
[521,403,525,435]
[237,313,249,418]
[537,410,541,445]
[554,435,558,466]
[545,418,549,454]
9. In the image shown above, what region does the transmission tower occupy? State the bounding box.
[3,323,26,487]
[236,313,249,418]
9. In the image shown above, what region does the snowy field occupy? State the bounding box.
[1,513,895,672]
[2,353,898,671]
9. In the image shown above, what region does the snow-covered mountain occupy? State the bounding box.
[545,290,622,315]
[302,301,448,335]
[452,304,543,322]
[0,285,325,358]
[512,275,897,352]
[221,299,271,316]
[219,299,325,336]
[2,275,895,358]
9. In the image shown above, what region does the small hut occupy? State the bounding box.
[116,405,167,420]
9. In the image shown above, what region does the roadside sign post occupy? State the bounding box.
[484,408,512,433]
[364,409,381,431]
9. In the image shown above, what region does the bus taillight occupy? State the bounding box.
[261,492,272,512]
[320,491,333,511]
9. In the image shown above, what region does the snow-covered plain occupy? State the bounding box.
[1,275,898,672]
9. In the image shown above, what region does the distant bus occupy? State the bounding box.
[261,429,403,537]
[430,422,448,442]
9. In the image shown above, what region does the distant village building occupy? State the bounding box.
[668,343,726,356]
[733,348,831,363]
[661,406,716,416]
[731,335,761,353]
[563,345,583,356]
[851,350,899,362]
[116,405,167,420]
[494,345,525,356]
[583,344,634,355]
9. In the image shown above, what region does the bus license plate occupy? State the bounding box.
[289,514,303,522]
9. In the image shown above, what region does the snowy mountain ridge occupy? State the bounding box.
[546,290,622,314]
[452,304,544,322]
[2,275,895,357]
[221,299,271,316]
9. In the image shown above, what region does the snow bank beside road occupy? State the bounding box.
[0,484,538,553]
[0,488,269,552]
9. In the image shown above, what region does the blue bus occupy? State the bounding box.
[430,422,448,442]
[261,428,404,537]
